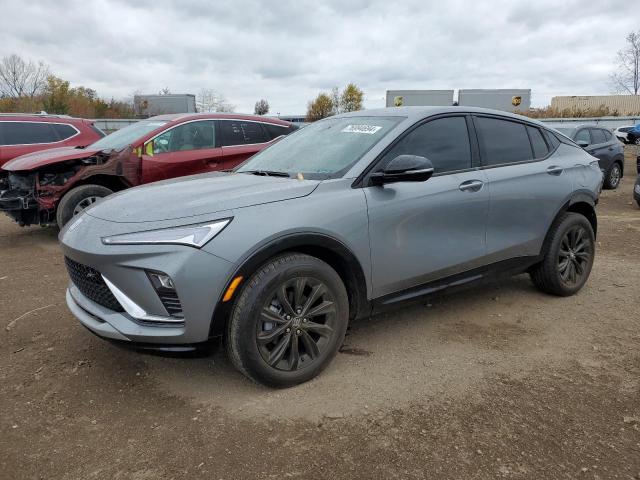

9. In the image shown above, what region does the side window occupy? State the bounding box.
[475,117,532,166]
[544,130,561,150]
[52,123,78,140]
[603,130,613,141]
[0,122,59,145]
[574,129,591,144]
[381,116,472,174]
[527,126,549,159]
[590,128,606,144]
[220,121,268,146]
[153,121,215,153]
[263,123,290,140]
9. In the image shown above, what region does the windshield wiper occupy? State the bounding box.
[242,170,290,178]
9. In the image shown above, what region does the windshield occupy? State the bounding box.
[89,120,168,151]
[236,116,403,179]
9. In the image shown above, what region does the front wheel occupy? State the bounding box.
[56,184,113,228]
[530,212,595,296]
[603,163,622,190]
[226,253,349,387]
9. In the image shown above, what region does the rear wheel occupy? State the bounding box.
[603,162,622,189]
[56,184,113,228]
[530,212,595,296]
[226,253,349,387]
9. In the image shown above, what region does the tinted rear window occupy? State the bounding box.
[220,121,267,146]
[475,117,532,166]
[263,123,290,140]
[527,126,549,159]
[590,129,606,144]
[51,123,78,140]
[0,121,59,145]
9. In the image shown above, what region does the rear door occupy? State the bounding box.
[588,128,613,170]
[219,120,270,168]
[141,120,222,183]
[475,116,573,261]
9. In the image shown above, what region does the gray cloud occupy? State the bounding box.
[0,0,634,113]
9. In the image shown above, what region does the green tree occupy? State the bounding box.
[42,75,71,114]
[340,83,364,112]
[306,93,334,121]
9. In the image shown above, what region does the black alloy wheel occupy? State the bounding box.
[557,225,592,287]
[257,277,337,371]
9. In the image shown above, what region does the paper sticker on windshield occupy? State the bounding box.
[341,124,383,135]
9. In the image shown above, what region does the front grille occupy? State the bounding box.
[158,291,184,318]
[64,257,124,312]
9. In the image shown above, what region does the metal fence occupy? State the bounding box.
[538,116,640,131]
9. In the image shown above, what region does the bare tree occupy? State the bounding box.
[254,99,269,115]
[196,88,235,112]
[159,87,171,95]
[611,31,640,95]
[0,54,50,98]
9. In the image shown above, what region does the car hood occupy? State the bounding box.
[2,146,102,171]
[86,172,320,223]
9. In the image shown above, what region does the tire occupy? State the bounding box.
[530,212,595,297]
[227,253,349,388]
[603,162,622,190]
[56,184,113,228]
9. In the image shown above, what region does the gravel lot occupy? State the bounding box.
[1,150,640,480]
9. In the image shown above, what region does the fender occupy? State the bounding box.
[209,232,371,337]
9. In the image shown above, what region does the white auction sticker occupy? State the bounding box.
[341,124,383,134]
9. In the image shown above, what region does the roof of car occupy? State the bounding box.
[333,106,549,127]
[150,112,292,126]
[0,114,87,123]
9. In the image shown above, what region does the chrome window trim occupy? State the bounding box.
[0,120,81,147]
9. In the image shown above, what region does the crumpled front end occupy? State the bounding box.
[0,171,43,226]
[0,148,140,226]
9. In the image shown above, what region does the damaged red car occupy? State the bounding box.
[0,113,296,227]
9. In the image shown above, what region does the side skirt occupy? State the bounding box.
[370,256,541,315]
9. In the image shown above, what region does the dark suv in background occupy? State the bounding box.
[0,114,104,166]
[556,125,624,189]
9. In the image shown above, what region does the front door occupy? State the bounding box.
[364,115,489,298]
[141,120,222,183]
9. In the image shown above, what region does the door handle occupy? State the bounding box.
[547,165,563,176]
[458,180,484,192]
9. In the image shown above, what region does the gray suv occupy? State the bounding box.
[60,107,603,387]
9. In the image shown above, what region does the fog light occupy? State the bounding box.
[146,271,183,318]
[148,272,175,290]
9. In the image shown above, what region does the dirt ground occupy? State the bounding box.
[1,151,640,480]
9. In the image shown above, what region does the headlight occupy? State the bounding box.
[102,218,231,248]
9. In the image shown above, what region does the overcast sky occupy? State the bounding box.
[0,0,634,114]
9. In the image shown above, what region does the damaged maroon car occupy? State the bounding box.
[0,113,296,227]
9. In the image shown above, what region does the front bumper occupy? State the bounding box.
[61,214,237,345]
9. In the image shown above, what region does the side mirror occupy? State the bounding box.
[577,140,589,148]
[370,155,434,186]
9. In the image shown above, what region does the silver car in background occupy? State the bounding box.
[60,107,603,387]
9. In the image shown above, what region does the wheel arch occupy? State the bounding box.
[72,174,131,192]
[209,233,370,338]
